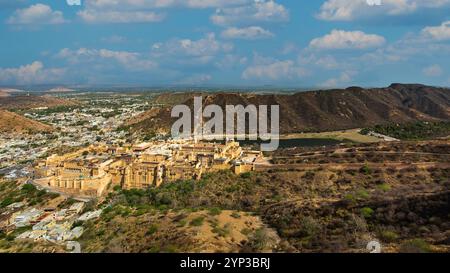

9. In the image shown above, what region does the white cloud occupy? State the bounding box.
[152,33,232,57]
[211,0,289,26]
[317,0,450,21]
[299,54,341,70]
[423,64,443,77]
[242,56,307,80]
[84,0,250,9]
[7,4,67,25]
[221,26,274,40]
[182,0,251,8]
[79,0,251,23]
[57,48,157,71]
[215,54,248,69]
[78,10,165,23]
[320,71,356,88]
[422,21,450,41]
[280,42,299,55]
[359,35,450,66]
[150,33,233,67]
[357,21,450,65]
[310,30,386,50]
[0,61,65,85]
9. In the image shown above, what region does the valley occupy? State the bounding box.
[0,85,449,253]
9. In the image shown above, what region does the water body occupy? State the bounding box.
[239,138,349,149]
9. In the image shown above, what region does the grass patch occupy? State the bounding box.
[377,183,391,192]
[146,225,159,236]
[189,216,205,227]
[208,207,222,216]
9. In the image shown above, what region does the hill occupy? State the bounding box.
[68,141,450,252]
[45,87,76,93]
[0,110,52,134]
[0,95,78,110]
[125,84,450,135]
[153,92,204,106]
[0,88,24,98]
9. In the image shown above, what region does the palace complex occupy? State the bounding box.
[33,140,262,197]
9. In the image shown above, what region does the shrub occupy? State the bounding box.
[189,216,205,227]
[208,207,222,216]
[299,216,320,237]
[356,189,370,200]
[344,194,356,204]
[72,221,84,229]
[399,239,432,253]
[248,228,270,251]
[361,207,374,218]
[225,184,240,193]
[21,184,37,194]
[156,194,172,206]
[59,198,77,208]
[146,225,159,236]
[230,212,241,219]
[241,228,252,235]
[163,245,179,253]
[379,230,399,243]
[37,189,47,197]
[0,197,14,208]
[377,183,391,192]
[177,220,187,227]
[212,224,231,237]
[47,192,60,199]
[240,172,252,179]
[302,171,316,180]
[360,165,372,175]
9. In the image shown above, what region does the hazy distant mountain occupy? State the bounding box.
[125,84,450,134]
[0,94,78,110]
[0,88,24,97]
[45,87,76,93]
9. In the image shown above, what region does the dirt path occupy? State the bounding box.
[255,162,450,171]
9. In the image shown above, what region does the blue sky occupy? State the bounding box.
[0,0,449,88]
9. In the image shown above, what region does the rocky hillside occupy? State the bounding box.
[0,110,52,134]
[73,141,450,253]
[125,84,450,134]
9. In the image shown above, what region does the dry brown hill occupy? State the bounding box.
[0,94,78,110]
[125,84,450,134]
[0,110,52,134]
[153,92,204,106]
